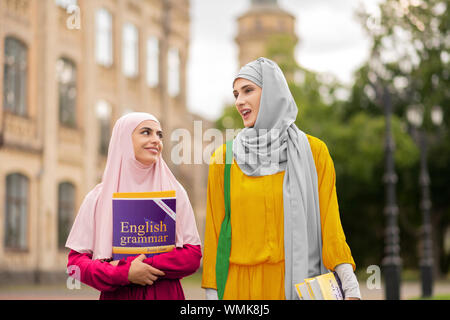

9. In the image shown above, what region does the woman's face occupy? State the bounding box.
[132,120,163,166]
[233,78,262,128]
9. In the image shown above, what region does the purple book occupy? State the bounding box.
[112,191,176,260]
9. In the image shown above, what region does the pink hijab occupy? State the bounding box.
[66,112,201,260]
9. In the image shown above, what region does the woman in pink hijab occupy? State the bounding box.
[65,112,202,300]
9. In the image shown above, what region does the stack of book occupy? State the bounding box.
[295,272,344,300]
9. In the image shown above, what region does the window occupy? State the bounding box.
[167,47,180,97]
[122,23,139,78]
[95,8,113,67]
[56,57,77,127]
[4,173,29,249]
[3,37,28,116]
[55,0,77,9]
[57,182,75,249]
[146,37,159,87]
[96,100,112,155]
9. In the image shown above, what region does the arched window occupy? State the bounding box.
[57,182,75,248]
[122,23,139,78]
[167,47,180,97]
[146,36,159,87]
[4,173,29,249]
[95,8,113,67]
[3,37,28,116]
[96,100,112,155]
[55,0,78,9]
[56,57,77,127]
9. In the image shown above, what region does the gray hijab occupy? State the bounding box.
[233,57,327,299]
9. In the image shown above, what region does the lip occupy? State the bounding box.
[145,147,159,154]
[240,108,252,120]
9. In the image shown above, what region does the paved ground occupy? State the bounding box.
[0,274,449,300]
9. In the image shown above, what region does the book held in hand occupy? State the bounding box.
[112,191,176,260]
[295,272,344,300]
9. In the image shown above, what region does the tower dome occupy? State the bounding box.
[235,0,298,67]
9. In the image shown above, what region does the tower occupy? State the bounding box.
[235,0,298,68]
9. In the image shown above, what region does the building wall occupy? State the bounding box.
[0,0,209,283]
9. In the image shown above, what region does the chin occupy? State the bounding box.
[244,121,256,128]
[148,156,159,164]
[137,156,158,166]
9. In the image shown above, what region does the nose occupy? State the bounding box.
[235,93,245,108]
[148,132,160,144]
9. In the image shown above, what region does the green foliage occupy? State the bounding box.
[354,0,450,273]
[215,104,242,131]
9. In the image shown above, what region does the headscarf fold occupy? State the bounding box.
[233,57,327,299]
[66,112,201,260]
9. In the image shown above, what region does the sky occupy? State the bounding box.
[187,0,383,121]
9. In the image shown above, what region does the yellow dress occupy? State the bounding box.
[201,134,356,300]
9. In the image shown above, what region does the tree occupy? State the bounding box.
[266,34,421,268]
[355,0,450,276]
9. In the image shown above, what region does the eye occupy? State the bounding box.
[245,87,253,94]
[157,132,163,139]
[141,129,150,135]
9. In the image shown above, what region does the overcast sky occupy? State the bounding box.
[187,0,382,120]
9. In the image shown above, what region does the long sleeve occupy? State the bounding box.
[201,145,226,289]
[308,136,356,271]
[145,244,202,279]
[67,250,131,292]
[335,263,361,299]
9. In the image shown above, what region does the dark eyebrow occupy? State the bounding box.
[140,127,163,134]
[233,84,253,94]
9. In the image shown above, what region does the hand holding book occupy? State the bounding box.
[295,272,345,300]
[127,254,165,286]
[334,263,361,300]
[295,264,361,300]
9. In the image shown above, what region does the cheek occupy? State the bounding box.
[255,94,261,111]
[132,136,140,154]
[251,101,260,117]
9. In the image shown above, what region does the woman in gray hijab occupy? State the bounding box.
[202,57,361,300]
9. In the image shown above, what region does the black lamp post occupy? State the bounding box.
[380,85,402,300]
[368,51,402,300]
[406,104,443,298]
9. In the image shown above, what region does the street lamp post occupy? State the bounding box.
[380,86,402,300]
[406,104,443,298]
[368,50,402,300]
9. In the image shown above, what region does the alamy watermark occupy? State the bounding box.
[170,121,285,167]
[59,0,81,30]
[66,4,80,30]
[366,265,381,290]
[66,265,81,290]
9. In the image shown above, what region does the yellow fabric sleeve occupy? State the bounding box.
[307,135,356,271]
[201,145,226,289]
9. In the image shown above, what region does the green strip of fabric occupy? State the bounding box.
[215,140,233,300]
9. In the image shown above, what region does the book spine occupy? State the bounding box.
[333,271,345,299]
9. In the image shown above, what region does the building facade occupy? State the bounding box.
[0,0,209,283]
[235,0,297,68]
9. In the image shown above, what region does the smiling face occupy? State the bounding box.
[233,78,262,128]
[132,120,163,166]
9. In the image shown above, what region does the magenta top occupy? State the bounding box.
[67,244,201,300]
